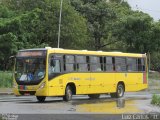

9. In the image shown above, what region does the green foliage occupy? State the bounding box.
[71,0,118,50]
[0,33,18,70]
[112,11,155,53]
[150,52,160,71]
[1,0,89,49]
[1,0,160,71]
[149,71,160,80]
[0,5,14,18]
[151,94,160,106]
[0,115,2,120]
[0,0,89,70]
[150,22,160,51]
[0,71,13,88]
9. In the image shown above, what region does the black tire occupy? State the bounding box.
[63,86,72,101]
[110,84,124,98]
[36,96,46,102]
[88,94,100,99]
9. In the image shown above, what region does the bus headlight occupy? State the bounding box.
[39,82,46,90]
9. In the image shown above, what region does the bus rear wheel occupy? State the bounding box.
[88,94,100,99]
[63,86,72,101]
[110,84,124,98]
[36,96,46,102]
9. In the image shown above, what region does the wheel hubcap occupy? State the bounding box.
[67,90,72,99]
[118,86,123,97]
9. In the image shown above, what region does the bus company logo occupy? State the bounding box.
[69,77,80,80]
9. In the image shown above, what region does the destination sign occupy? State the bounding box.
[17,51,46,57]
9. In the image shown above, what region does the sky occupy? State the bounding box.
[127,0,160,21]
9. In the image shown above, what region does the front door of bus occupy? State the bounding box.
[48,54,64,96]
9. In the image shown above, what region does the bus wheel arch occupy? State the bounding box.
[110,81,125,98]
[63,83,76,101]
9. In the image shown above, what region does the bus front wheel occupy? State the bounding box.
[88,94,100,99]
[63,86,72,101]
[36,96,46,102]
[110,84,124,98]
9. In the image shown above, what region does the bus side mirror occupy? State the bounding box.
[9,55,15,61]
[9,56,16,69]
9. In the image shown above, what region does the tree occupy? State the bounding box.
[71,0,118,50]
[150,21,160,51]
[1,0,89,49]
[0,0,89,70]
[0,33,18,70]
[113,11,156,53]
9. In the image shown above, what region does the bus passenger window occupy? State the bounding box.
[116,65,121,71]
[76,56,88,72]
[90,64,101,72]
[64,55,75,72]
[105,57,114,71]
[142,59,145,71]
[115,57,126,72]
[127,58,137,72]
[65,64,74,72]
[77,64,88,72]
[138,58,145,71]
[90,56,101,72]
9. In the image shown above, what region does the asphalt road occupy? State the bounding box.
[0,92,160,120]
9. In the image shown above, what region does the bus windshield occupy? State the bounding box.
[15,51,46,85]
[15,57,46,85]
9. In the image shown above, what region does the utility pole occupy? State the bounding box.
[58,0,63,48]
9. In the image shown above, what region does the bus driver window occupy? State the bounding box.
[48,56,61,75]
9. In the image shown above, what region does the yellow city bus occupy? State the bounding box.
[13,47,148,102]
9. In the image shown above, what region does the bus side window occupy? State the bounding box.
[49,56,61,74]
[127,58,137,72]
[138,58,145,71]
[48,55,61,80]
[105,57,114,71]
[90,56,101,72]
[115,57,126,72]
[142,58,146,71]
[64,55,75,72]
[76,55,88,72]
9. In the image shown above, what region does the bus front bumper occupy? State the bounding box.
[13,85,48,96]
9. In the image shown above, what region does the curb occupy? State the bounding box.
[0,92,13,95]
[0,88,13,95]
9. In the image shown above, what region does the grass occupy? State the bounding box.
[0,71,13,88]
[151,94,160,106]
[149,71,160,80]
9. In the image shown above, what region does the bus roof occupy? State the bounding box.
[19,47,146,58]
